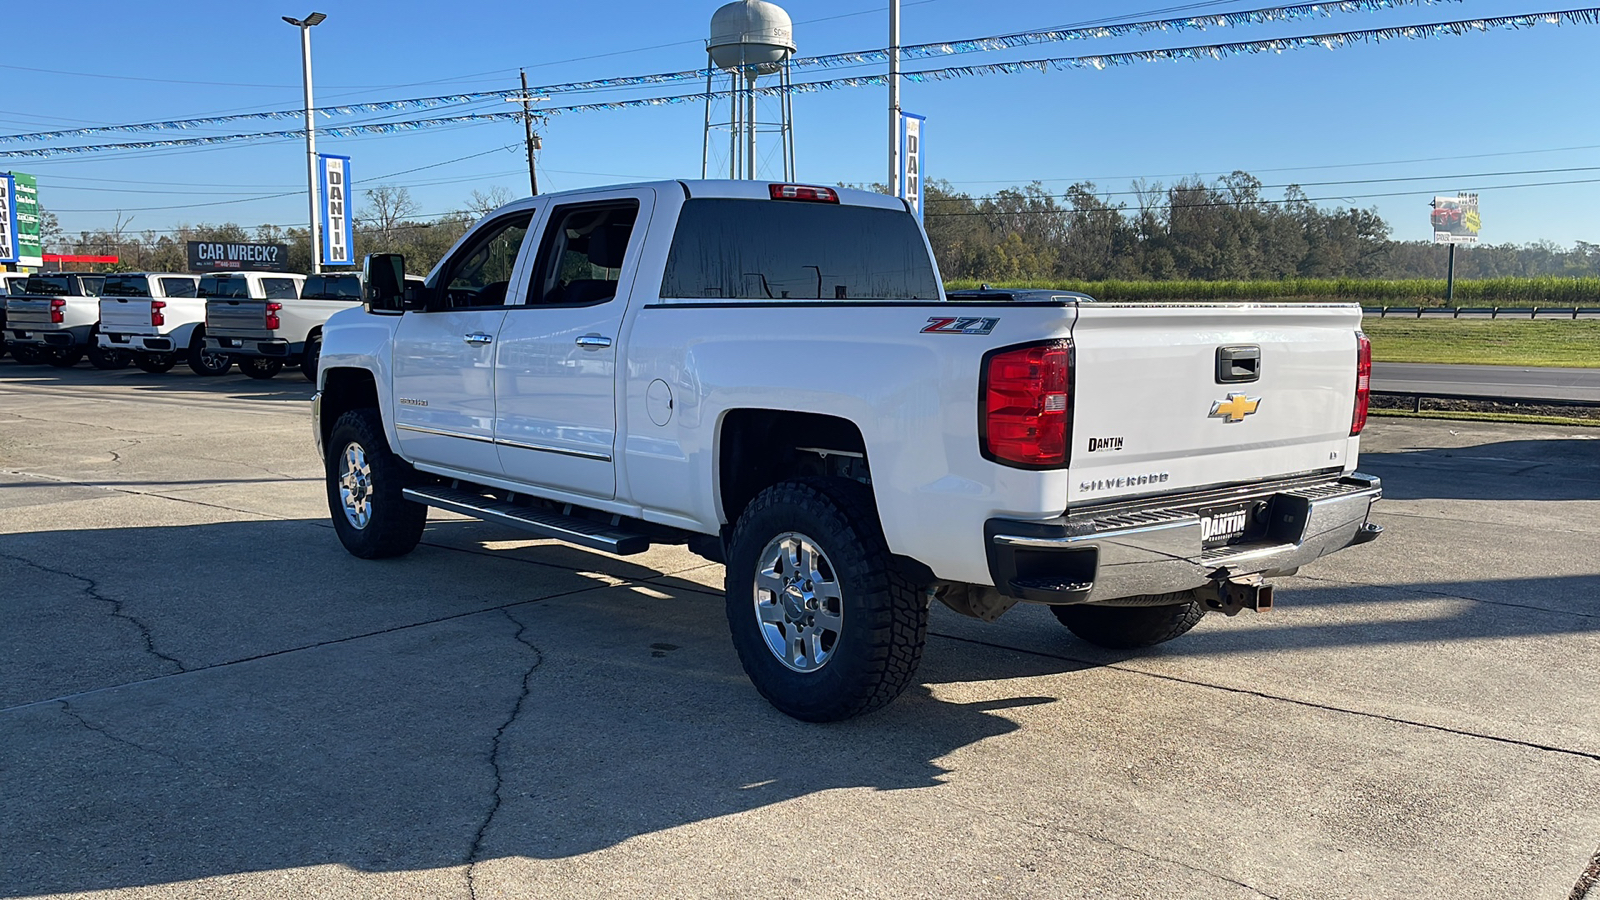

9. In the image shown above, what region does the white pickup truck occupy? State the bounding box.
[313,180,1382,721]
[4,273,129,368]
[204,271,355,382]
[95,273,219,375]
[0,272,29,360]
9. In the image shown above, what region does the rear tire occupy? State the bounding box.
[47,347,84,368]
[240,357,282,380]
[134,352,177,374]
[725,478,928,722]
[1050,595,1206,649]
[186,331,231,376]
[301,332,321,383]
[325,408,427,559]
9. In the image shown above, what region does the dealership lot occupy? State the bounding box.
[1,363,1597,900]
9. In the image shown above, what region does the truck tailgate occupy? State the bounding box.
[5,299,58,330]
[1068,304,1362,505]
[100,298,156,334]
[206,299,271,338]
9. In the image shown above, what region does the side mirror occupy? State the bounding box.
[363,253,408,314]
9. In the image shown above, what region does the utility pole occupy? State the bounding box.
[506,70,544,196]
[888,0,901,197]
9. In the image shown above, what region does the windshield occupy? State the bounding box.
[102,276,154,297]
[301,274,361,300]
[660,199,940,301]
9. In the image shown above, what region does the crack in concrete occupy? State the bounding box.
[1571,844,1600,900]
[1029,817,1281,899]
[465,608,543,900]
[58,700,182,766]
[929,631,1600,764]
[0,551,185,673]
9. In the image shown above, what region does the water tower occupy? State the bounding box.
[702,0,796,180]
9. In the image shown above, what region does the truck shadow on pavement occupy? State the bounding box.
[2,517,1596,895]
[1359,438,1600,501]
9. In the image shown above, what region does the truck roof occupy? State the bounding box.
[486,179,908,217]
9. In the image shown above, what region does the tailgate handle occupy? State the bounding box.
[1216,345,1261,384]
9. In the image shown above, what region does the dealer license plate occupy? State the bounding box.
[1199,504,1251,548]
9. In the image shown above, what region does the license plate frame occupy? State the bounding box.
[1199,503,1252,548]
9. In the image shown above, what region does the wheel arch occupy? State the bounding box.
[716,408,872,530]
[318,366,383,453]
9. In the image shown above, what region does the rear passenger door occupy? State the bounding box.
[493,187,654,501]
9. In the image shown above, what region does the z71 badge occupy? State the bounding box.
[922,316,999,335]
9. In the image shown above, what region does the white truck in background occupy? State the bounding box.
[4,273,125,368]
[314,179,1383,722]
[95,273,219,375]
[204,271,356,382]
[0,273,30,361]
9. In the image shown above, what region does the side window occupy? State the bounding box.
[525,201,639,306]
[437,212,533,309]
[262,279,300,300]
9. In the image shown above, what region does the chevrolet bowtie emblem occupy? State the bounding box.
[1210,393,1262,422]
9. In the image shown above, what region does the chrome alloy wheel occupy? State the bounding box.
[337,441,374,530]
[753,532,844,672]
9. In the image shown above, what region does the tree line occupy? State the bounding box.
[46,173,1600,283]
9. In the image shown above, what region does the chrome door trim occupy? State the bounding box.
[494,436,612,462]
[396,422,496,444]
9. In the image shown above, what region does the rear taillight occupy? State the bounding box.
[981,340,1072,468]
[150,300,166,327]
[265,302,281,331]
[49,298,66,324]
[1351,333,1372,436]
[768,183,839,203]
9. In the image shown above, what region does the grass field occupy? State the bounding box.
[1362,319,1600,368]
[946,277,1600,306]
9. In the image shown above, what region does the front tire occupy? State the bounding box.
[725,478,928,722]
[301,332,321,383]
[134,352,177,374]
[1050,595,1206,649]
[240,357,282,380]
[325,408,427,559]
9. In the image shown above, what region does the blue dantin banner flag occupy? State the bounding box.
[318,154,354,266]
[0,173,17,264]
[898,112,925,222]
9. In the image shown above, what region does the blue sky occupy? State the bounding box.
[4,0,1597,248]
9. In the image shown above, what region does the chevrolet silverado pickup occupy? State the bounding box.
[5,273,125,368]
[313,180,1383,721]
[0,272,28,360]
[204,271,355,382]
[199,271,307,379]
[96,273,214,374]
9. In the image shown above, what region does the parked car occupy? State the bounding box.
[203,271,350,381]
[4,273,129,368]
[0,272,32,360]
[96,273,209,374]
[314,179,1382,721]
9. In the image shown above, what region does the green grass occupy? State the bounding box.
[947,277,1600,306]
[1362,319,1600,368]
[1370,408,1600,428]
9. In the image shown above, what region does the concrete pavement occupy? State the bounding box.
[1,361,1597,899]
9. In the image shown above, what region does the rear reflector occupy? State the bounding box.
[769,184,839,203]
[981,340,1073,468]
[1351,332,1372,436]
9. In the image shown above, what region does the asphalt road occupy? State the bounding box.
[2,361,1598,900]
[1372,362,1600,404]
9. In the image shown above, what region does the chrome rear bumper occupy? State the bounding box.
[986,473,1382,604]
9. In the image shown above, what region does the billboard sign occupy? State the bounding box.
[1431,192,1480,245]
[318,154,354,266]
[0,173,15,265]
[898,112,925,221]
[186,241,292,272]
[9,172,42,266]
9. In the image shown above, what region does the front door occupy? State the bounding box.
[493,189,654,501]
[391,209,537,477]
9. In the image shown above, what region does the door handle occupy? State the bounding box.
[575,334,612,350]
[463,332,493,345]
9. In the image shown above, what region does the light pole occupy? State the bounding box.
[283,12,327,274]
[888,0,900,198]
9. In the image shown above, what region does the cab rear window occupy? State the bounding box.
[102,276,154,297]
[660,199,939,301]
[301,274,361,300]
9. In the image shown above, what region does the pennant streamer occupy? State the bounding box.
[3,7,1593,159]
[0,0,1460,146]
